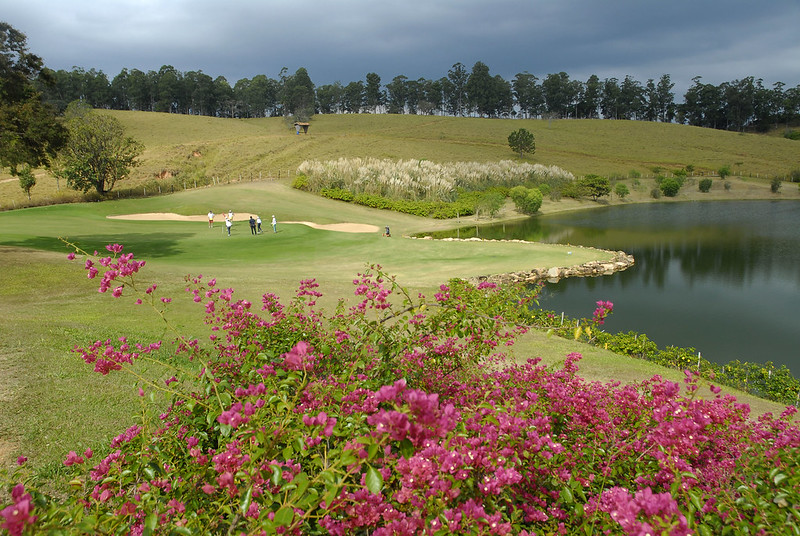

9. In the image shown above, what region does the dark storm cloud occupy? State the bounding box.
[4,0,798,94]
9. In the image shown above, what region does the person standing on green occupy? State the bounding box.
[271,215,277,233]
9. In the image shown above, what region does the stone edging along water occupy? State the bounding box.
[409,236,635,284]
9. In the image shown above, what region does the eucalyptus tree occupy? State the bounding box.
[282,67,315,120]
[386,75,408,114]
[542,72,574,118]
[619,75,645,119]
[600,77,621,119]
[364,72,384,113]
[407,78,432,115]
[512,72,544,118]
[654,74,676,122]
[315,82,343,114]
[155,65,182,113]
[342,80,365,113]
[420,78,444,115]
[214,76,234,117]
[578,74,601,119]
[447,62,468,116]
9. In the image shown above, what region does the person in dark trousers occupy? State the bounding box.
[225,217,232,236]
[249,216,257,235]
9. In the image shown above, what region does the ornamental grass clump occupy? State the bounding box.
[296,158,575,202]
[3,243,799,535]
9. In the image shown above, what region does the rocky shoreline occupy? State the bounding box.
[411,236,635,285]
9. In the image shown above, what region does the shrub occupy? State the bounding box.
[718,165,731,180]
[291,174,309,190]
[509,185,543,215]
[650,187,661,199]
[784,129,800,140]
[698,178,713,192]
[724,180,732,191]
[320,187,354,202]
[771,177,782,193]
[659,177,681,197]
[628,169,641,179]
[614,183,630,199]
[790,169,800,183]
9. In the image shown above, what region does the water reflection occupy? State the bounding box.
[430,201,800,374]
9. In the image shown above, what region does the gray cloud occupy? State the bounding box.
[5,0,799,95]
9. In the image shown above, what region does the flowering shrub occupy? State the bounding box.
[3,243,800,535]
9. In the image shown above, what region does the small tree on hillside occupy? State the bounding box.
[699,178,713,192]
[614,183,629,199]
[507,128,535,158]
[17,165,35,199]
[55,102,144,196]
[578,174,611,200]
[718,165,731,180]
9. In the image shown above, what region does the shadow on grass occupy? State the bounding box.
[1,233,193,259]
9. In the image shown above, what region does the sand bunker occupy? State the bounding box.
[107,213,380,233]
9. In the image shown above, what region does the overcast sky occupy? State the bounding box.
[4,0,800,96]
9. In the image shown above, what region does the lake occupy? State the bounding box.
[432,200,800,375]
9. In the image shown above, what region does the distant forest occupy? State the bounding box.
[37,61,800,133]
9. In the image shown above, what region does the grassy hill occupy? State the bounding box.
[2,112,799,209]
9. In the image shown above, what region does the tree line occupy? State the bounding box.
[36,61,800,132]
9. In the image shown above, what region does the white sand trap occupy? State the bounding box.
[107,213,380,233]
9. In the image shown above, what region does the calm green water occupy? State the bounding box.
[432,200,800,375]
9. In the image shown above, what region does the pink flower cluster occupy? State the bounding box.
[0,484,36,536]
[592,300,614,325]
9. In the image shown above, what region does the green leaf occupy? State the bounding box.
[365,466,383,494]
[240,485,253,515]
[399,438,414,458]
[271,464,282,486]
[143,513,158,536]
[274,506,294,526]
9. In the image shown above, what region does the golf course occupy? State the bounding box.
[1,112,798,474]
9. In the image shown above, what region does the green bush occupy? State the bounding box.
[659,177,681,197]
[320,187,354,202]
[784,129,800,140]
[771,177,782,193]
[614,183,630,199]
[650,187,661,199]
[698,178,713,192]
[291,174,309,190]
[509,185,543,215]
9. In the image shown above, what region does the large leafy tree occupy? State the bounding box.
[54,102,143,195]
[0,22,67,176]
[282,67,315,120]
